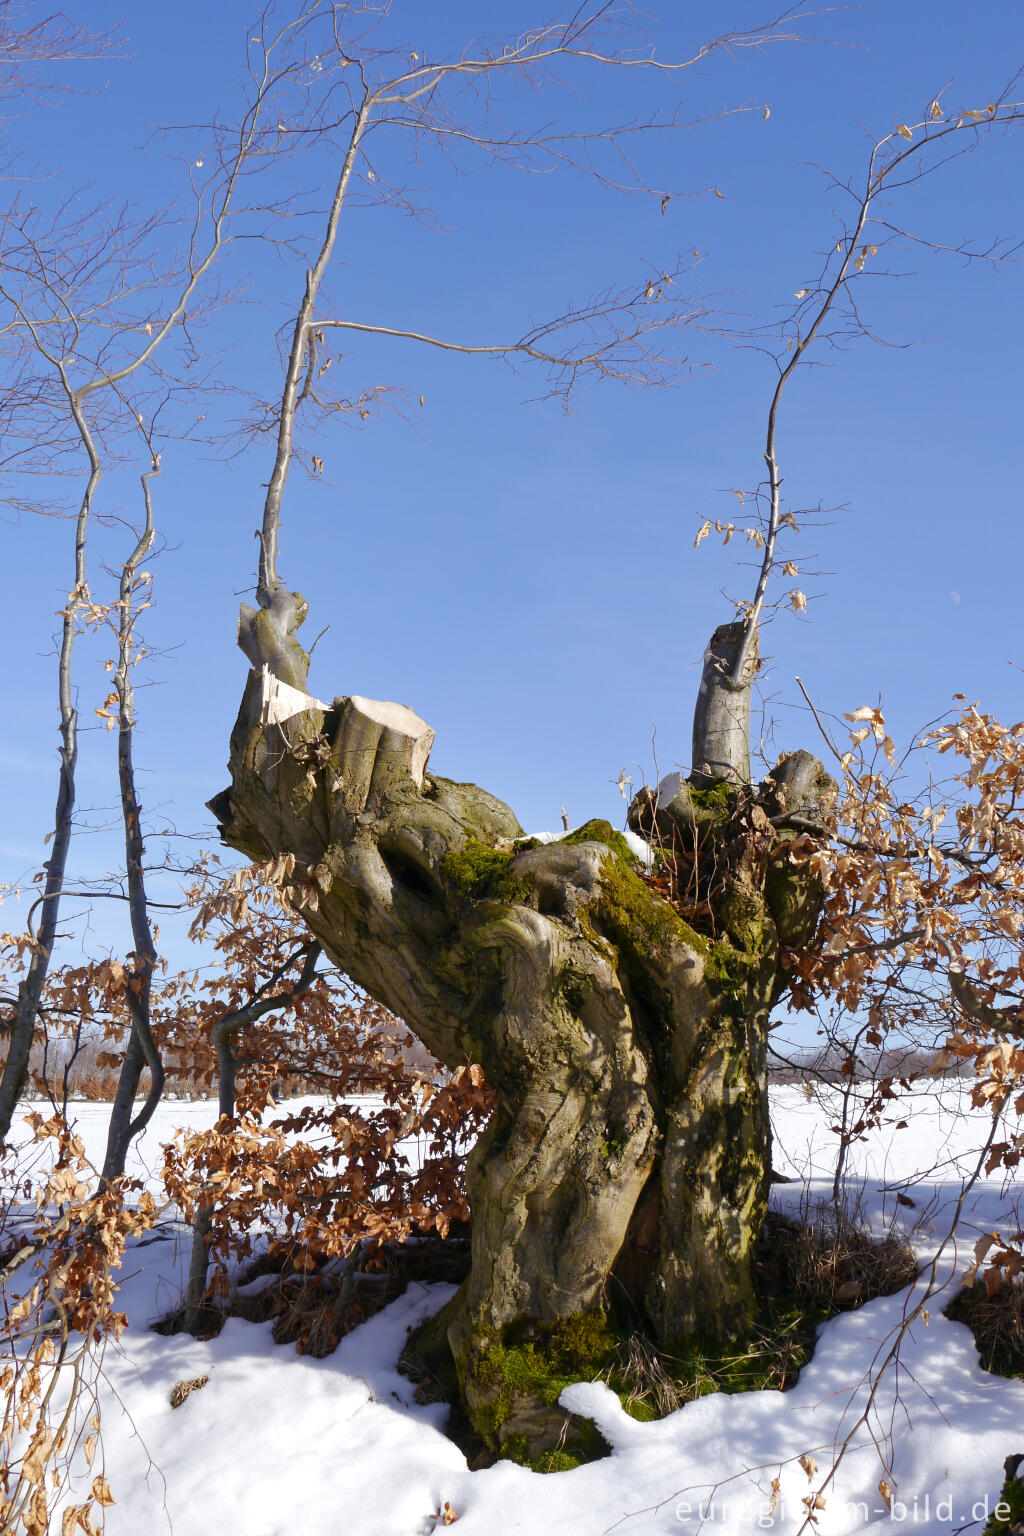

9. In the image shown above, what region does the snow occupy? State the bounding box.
[522,827,655,867]
[6,1084,1023,1535]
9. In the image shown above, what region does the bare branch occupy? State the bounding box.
[729,97,1024,682]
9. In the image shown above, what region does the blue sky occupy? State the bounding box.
[2,0,1023,971]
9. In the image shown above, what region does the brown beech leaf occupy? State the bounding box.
[90,1475,115,1506]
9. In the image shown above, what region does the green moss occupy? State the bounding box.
[705,937,751,993]
[559,818,638,867]
[498,1310,619,1392]
[687,781,735,817]
[530,1449,586,1474]
[705,904,771,1002]
[472,1310,619,1452]
[555,815,774,1015]
[590,845,710,976]
[442,839,533,905]
[984,1473,1024,1535]
[719,885,768,955]
[499,1434,590,1474]
[498,1432,530,1460]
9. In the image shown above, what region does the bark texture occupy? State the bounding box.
[690,619,759,786]
[211,664,833,1456]
[238,588,311,693]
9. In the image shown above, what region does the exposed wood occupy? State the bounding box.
[333,694,436,802]
[256,666,330,728]
[763,748,838,824]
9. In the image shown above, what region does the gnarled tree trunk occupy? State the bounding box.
[210,644,834,1457]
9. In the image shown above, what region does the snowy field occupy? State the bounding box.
[5,1083,1024,1536]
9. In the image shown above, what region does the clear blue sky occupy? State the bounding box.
[3,0,1023,971]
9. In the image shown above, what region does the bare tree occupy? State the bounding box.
[231,0,808,686]
[97,464,167,1182]
[217,64,1024,1465]
[0,3,121,1137]
[6,0,1021,1483]
[0,0,767,1138]
[198,0,828,1461]
[697,86,1024,717]
[0,4,339,1137]
[0,4,113,106]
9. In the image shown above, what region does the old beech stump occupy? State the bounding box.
[211,652,834,1458]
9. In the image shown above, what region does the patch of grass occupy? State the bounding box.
[607,1307,820,1420]
[945,1279,1024,1378]
[606,1207,918,1421]
[758,1206,919,1320]
[374,1213,918,1476]
[943,1271,1024,1531]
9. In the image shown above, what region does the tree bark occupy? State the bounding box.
[100,489,165,1184]
[210,660,832,1455]
[238,589,311,693]
[0,443,98,1141]
[690,619,759,786]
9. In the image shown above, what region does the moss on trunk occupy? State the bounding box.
[213,671,832,1452]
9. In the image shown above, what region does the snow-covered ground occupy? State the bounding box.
[5,1083,1023,1536]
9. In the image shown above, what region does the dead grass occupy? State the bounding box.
[238,1235,472,1356]
[155,1202,918,1451]
[611,1333,687,1417]
[946,1279,1024,1379]
[608,1204,919,1419]
[155,1229,473,1357]
[758,1205,919,1317]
